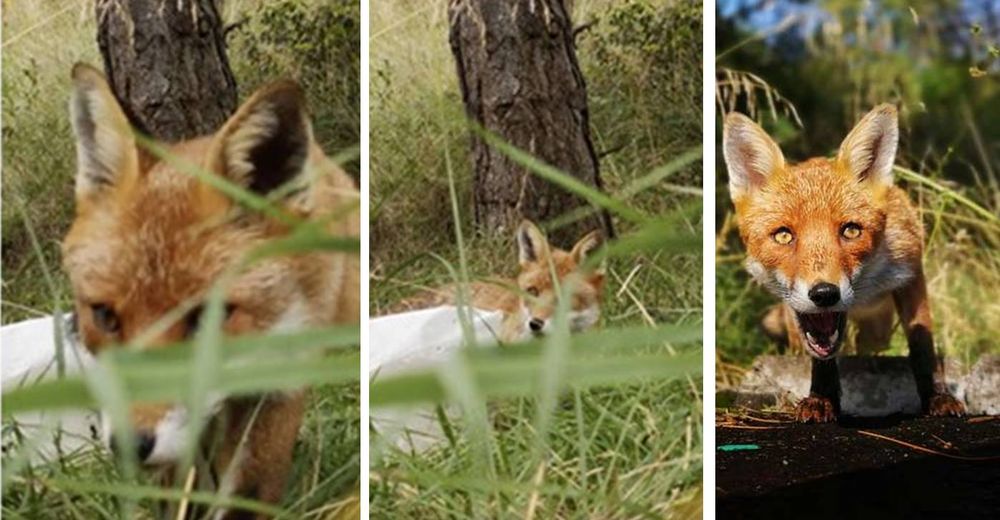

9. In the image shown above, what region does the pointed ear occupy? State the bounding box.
[570,229,604,273]
[837,104,898,186]
[69,63,139,200]
[722,112,785,199]
[517,220,551,266]
[207,81,312,196]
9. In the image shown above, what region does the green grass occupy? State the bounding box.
[371,380,702,518]
[2,1,361,518]
[3,385,360,519]
[370,1,704,517]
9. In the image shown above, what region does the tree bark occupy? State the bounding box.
[96,0,237,141]
[448,0,613,246]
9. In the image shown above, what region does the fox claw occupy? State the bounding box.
[795,396,837,423]
[928,393,965,417]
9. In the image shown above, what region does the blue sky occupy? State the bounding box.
[718,0,1000,42]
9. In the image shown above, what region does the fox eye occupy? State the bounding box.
[90,304,120,334]
[772,227,794,245]
[184,303,237,337]
[525,287,539,297]
[841,222,862,240]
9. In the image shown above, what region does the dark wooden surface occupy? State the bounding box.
[717,415,1000,519]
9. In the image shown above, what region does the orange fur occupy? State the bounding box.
[62,64,357,518]
[391,221,604,343]
[724,104,964,422]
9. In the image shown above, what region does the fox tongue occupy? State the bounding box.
[802,312,837,337]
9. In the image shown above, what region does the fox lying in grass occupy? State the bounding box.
[723,104,965,423]
[62,64,358,517]
[392,220,604,342]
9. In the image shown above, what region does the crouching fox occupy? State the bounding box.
[392,220,604,343]
[722,104,964,422]
[62,64,358,517]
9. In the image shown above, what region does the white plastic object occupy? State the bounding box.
[2,315,102,464]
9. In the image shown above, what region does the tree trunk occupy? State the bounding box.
[96,0,237,141]
[448,0,613,246]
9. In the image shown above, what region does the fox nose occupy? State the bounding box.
[528,318,545,332]
[110,431,156,462]
[808,283,840,307]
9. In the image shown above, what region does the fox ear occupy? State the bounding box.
[517,220,551,266]
[208,81,312,197]
[722,113,785,199]
[69,63,139,199]
[570,229,604,273]
[837,104,898,186]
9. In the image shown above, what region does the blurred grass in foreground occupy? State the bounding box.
[370,135,704,517]
[369,0,705,512]
[2,1,362,517]
[370,26,702,518]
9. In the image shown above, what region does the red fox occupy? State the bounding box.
[722,104,965,422]
[392,220,604,342]
[62,64,358,517]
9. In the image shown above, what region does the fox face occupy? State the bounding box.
[513,221,604,338]
[723,105,916,359]
[62,64,354,465]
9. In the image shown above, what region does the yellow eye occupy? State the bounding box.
[841,223,862,239]
[772,227,794,245]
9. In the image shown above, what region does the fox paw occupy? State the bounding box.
[795,396,837,423]
[928,393,965,417]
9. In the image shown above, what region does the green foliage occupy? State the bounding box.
[230,0,361,176]
[1,2,94,325]
[583,0,703,206]
[371,379,702,518]
[589,0,702,140]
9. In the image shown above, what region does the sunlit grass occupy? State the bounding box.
[369,1,704,517]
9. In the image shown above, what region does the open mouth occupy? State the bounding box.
[795,311,846,359]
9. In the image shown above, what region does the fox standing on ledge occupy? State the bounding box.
[722,104,965,423]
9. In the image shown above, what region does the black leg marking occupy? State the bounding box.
[810,357,841,414]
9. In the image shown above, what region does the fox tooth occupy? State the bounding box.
[831,330,839,344]
[806,331,815,344]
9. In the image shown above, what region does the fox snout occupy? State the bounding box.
[528,317,546,334]
[523,305,599,338]
[103,397,224,467]
[808,282,840,307]
[102,404,190,466]
[103,406,184,467]
[109,430,157,464]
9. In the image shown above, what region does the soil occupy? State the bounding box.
[716,413,1000,519]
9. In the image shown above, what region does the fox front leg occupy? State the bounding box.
[213,393,307,520]
[796,357,840,423]
[783,304,839,422]
[893,271,964,416]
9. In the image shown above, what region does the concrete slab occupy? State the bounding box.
[735,355,999,416]
[965,355,1000,415]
